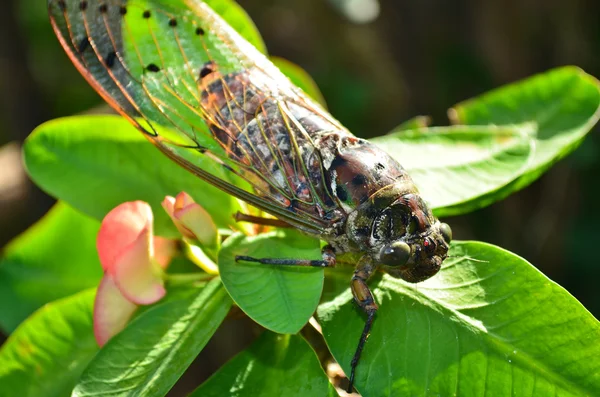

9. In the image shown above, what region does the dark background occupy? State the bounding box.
[1,0,599,388]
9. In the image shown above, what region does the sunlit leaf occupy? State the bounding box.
[24,116,242,236]
[319,241,600,396]
[73,278,231,397]
[191,332,337,396]
[0,203,101,332]
[219,230,323,334]
[372,125,534,216]
[450,66,600,195]
[373,67,600,217]
[0,290,98,397]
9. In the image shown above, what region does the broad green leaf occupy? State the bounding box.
[24,116,242,237]
[191,332,337,396]
[0,202,102,332]
[450,66,600,194]
[318,241,600,397]
[73,278,231,397]
[0,290,98,397]
[219,230,323,334]
[371,125,534,216]
[271,56,328,108]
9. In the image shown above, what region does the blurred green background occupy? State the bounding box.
[1,0,599,348]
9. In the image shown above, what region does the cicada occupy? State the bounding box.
[48,0,452,391]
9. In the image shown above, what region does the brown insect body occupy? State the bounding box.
[201,66,450,283]
[199,66,346,224]
[48,0,452,392]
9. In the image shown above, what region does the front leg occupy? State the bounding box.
[347,256,378,393]
[235,245,336,268]
[234,211,293,228]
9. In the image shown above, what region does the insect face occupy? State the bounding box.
[382,192,451,282]
[349,184,451,283]
[381,222,451,283]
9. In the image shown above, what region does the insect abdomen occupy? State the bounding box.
[199,66,342,213]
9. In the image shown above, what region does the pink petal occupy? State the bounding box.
[162,196,196,239]
[94,274,138,347]
[174,204,218,247]
[153,237,177,269]
[97,201,153,272]
[112,228,166,305]
[174,191,195,208]
[161,196,176,215]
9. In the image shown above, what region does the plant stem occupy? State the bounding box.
[184,242,220,275]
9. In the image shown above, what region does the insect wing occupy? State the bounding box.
[48,0,342,233]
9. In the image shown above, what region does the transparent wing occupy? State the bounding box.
[48,0,349,234]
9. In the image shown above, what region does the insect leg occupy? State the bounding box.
[235,245,336,268]
[347,256,378,393]
[233,211,292,228]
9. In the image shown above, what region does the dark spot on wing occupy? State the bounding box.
[119,6,127,15]
[143,10,151,18]
[57,0,67,11]
[98,3,108,13]
[351,174,367,186]
[169,18,177,27]
[78,37,90,53]
[195,27,205,36]
[146,63,161,73]
[79,1,88,11]
[375,162,385,170]
[199,63,214,79]
[105,51,117,68]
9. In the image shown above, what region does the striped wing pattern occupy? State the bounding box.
[48,0,349,234]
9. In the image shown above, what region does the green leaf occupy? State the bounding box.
[219,230,323,334]
[23,116,242,237]
[271,56,328,108]
[318,241,600,396]
[73,278,231,397]
[450,66,600,195]
[371,125,534,216]
[0,290,98,397]
[191,331,337,396]
[204,0,266,54]
[0,202,102,332]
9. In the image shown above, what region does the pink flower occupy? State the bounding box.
[94,201,175,346]
[162,192,218,247]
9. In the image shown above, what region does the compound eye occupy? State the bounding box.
[380,241,411,267]
[440,223,452,243]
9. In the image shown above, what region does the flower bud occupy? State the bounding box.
[162,192,218,247]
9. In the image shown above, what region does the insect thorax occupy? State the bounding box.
[198,64,440,257]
